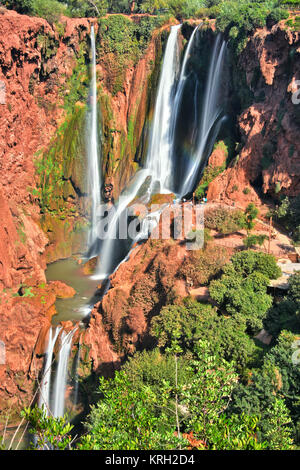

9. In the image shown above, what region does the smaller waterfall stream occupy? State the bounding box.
[52,329,76,418]
[39,327,61,416]
[87,25,101,255]
[180,35,226,197]
[170,24,199,152]
[146,24,181,194]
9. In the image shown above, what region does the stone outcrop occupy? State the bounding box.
[83,235,191,373]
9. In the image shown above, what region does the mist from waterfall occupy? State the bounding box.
[180,35,226,197]
[87,25,101,256]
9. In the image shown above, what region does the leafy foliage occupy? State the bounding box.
[209,250,281,332]
[270,195,300,244]
[79,371,184,450]
[177,243,229,286]
[204,206,246,234]
[21,406,74,450]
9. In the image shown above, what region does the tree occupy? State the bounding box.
[209,251,281,332]
[79,371,184,450]
[180,341,238,440]
[264,399,294,450]
[67,0,108,17]
[244,202,259,234]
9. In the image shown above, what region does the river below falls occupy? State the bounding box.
[46,257,100,325]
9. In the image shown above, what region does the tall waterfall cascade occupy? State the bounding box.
[180,35,226,197]
[87,25,101,255]
[146,24,182,194]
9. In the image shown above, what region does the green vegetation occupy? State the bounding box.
[97,15,162,95]
[204,206,246,234]
[243,234,268,249]
[6,247,299,450]
[2,0,297,26]
[210,250,281,332]
[269,195,300,244]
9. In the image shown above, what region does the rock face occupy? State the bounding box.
[0,9,92,416]
[0,9,167,416]
[207,22,300,207]
[0,281,74,417]
[84,236,189,373]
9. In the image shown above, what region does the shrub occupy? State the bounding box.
[267,7,289,26]
[177,243,229,286]
[216,1,270,33]
[205,206,245,234]
[230,250,281,280]
[209,250,281,332]
[31,0,68,22]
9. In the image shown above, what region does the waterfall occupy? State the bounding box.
[52,329,76,418]
[170,25,199,151]
[93,169,150,279]
[146,24,181,194]
[180,35,226,197]
[87,25,101,255]
[94,25,183,279]
[38,327,61,416]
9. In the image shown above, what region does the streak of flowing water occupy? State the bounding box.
[39,327,61,415]
[52,329,76,418]
[93,169,151,279]
[170,25,199,152]
[87,25,101,254]
[146,24,181,193]
[180,35,226,197]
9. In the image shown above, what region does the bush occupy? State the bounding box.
[205,206,245,234]
[267,7,289,26]
[216,1,270,33]
[243,234,267,249]
[230,250,281,280]
[31,0,68,22]
[177,243,229,286]
[209,251,281,332]
[271,195,300,244]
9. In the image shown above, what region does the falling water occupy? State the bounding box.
[87,25,101,255]
[146,24,181,194]
[170,25,199,151]
[94,25,183,278]
[39,327,61,416]
[180,35,226,197]
[52,329,76,418]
